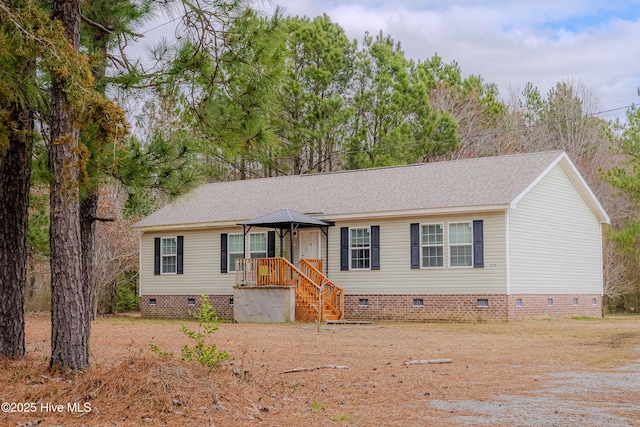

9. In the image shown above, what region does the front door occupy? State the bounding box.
[299,230,320,260]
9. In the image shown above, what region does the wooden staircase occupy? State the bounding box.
[236,257,344,322]
[299,259,343,321]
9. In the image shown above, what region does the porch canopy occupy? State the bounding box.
[239,208,333,271]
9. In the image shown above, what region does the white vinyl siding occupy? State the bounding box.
[508,164,603,294]
[140,228,288,296]
[329,213,507,295]
[141,228,239,296]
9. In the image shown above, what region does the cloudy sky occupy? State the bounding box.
[138,1,640,120]
[252,0,640,120]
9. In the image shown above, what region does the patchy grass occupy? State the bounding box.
[1,315,638,426]
[571,315,600,320]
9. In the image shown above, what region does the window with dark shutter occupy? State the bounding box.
[410,223,420,269]
[371,225,380,270]
[176,236,184,274]
[220,234,228,273]
[158,237,178,273]
[340,227,349,270]
[154,237,161,275]
[473,220,484,268]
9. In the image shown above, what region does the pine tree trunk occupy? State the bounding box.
[81,192,97,326]
[49,0,89,370]
[0,103,33,359]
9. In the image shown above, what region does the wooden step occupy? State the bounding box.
[323,309,340,321]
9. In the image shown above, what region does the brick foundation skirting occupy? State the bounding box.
[507,294,602,320]
[141,295,234,320]
[344,294,603,322]
[140,293,603,322]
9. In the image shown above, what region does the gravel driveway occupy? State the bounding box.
[431,347,640,426]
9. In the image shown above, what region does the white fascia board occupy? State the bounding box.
[557,154,610,224]
[134,206,510,231]
[134,220,246,233]
[317,205,509,221]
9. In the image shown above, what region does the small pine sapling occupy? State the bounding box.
[180,295,229,367]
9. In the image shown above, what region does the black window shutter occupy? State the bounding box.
[154,237,161,275]
[340,227,349,271]
[473,220,484,268]
[410,223,420,269]
[371,225,380,270]
[267,231,276,257]
[220,233,228,273]
[176,236,184,274]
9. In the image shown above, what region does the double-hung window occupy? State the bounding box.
[421,224,443,267]
[161,237,177,274]
[228,234,244,271]
[249,232,267,258]
[449,222,473,267]
[350,227,370,269]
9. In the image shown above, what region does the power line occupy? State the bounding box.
[140,16,182,36]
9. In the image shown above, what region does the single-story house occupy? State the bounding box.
[133,150,609,322]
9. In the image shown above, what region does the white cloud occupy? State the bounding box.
[271,0,640,119]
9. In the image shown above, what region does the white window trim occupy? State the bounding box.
[420,223,444,269]
[448,221,473,269]
[249,232,268,259]
[161,236,177,275]
[350,226,371,270]
[228,233,244,272]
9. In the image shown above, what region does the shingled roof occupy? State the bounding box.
[134,151,608,230]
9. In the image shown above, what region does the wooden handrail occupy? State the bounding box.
[300,259,344,320]
[236,257,322,319]
[236,257,343,321]
[303,258,322,273]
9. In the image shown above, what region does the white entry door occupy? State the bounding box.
[299,230,320,260]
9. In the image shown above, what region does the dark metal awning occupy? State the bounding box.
[238,209,334,273]
[239,208,332,229]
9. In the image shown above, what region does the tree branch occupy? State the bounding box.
[81,14,113,34]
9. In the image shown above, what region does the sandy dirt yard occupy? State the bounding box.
[1,315,639,426]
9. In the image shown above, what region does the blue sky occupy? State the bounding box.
[259,0,640,119]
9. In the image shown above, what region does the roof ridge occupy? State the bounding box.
[200,150,565,185]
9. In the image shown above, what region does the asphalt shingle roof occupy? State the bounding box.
[134,151,568,229]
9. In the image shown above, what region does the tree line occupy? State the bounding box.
[1,0,640,371]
